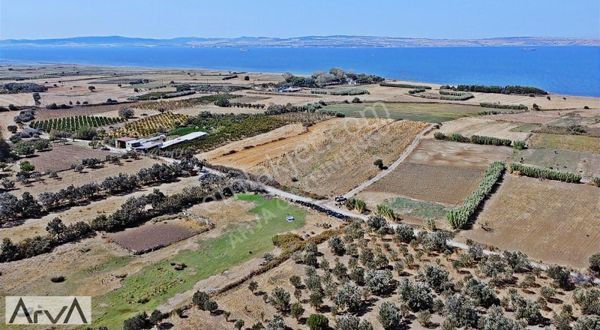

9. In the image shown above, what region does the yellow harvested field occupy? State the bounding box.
[202,118,428,197]
[435,117,530,141]
[407,139,513,169]
[457,175,600,269]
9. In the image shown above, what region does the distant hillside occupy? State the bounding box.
[1,35,598,48]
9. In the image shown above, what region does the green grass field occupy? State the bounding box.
[321,102,485,122]
[92,194,306,328]
[385,196,450,220]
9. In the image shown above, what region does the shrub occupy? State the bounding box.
[307,314,329,330]
[479,306,524,330]
[443,84,547,95]
[446,294,479,328]
[394,224,415,243]
[590,253,600,273]
[510,163,581,183]
[513,140,527,150]
[123,313,151,330]
[463,278,500,308]
[365,270,395,296]
[378,302,402,330]
[447,162,505,229]
[470,135,512,146]
[398,279,433,312]
[334,282,363,313]
[592,177,600,187]
[574,315,600,330]
[376,204,396,221]
[574,289,600,315]
[420,264,451,293]
[269,287,291,313]
[328,236,346,256]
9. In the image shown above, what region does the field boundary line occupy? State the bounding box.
[343,123,436,199]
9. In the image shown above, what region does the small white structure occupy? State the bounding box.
[160,131,208,149]
[286,215,295,222]
[115,132,207,151]
[124,135,167,151]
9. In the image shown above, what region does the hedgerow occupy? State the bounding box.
[379,82,432,89]
[447,162,505,230]
[434,132,515,147]
[480,103,528,110]
[509,163,581,183]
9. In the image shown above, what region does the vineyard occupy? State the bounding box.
[30,116,125,132]
[110,112,189,138]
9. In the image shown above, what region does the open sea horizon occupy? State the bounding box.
[1,46,599,97]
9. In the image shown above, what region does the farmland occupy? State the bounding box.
[529,133,600,153]
[110,112,189,138]
[360,163,484,205]
[0,64,599,330]
[108,219,209,254]
[30,115,124,131]
[457,175,600,268]
[321,102,486,122]
[203,118,428,197]
[91,194,310,328]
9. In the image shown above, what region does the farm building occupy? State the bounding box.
[115,132,207,151]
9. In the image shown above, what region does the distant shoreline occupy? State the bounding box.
[1,35,600,48]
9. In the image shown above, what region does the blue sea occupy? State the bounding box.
[1,46,599,96]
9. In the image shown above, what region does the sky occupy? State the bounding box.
[0,0,599,40]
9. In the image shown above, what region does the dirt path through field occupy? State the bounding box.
[343,123,435,198]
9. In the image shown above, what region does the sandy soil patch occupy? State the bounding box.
[435,117,530,141]
[481,110,577,124]
[407,139,513,169]
[205,118,427,197]
[457,175,600,269]
[364,163,484,205]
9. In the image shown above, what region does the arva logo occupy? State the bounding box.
[5,296,92,325]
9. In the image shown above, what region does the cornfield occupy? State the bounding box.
[30,116,124,132]
[447,161,505,230]
[110,112,189,138]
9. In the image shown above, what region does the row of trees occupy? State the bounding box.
[0,218,93,262]
[434,132,525,149]
[30,116,124,132]
[0,160,199,226]
[480,102,528,110]
[91,176,257,232]
[510,163,582,183]
[1,175,257,263]
[442,84,548,95]
[447,161,506,229]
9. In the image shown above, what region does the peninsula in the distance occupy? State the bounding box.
[1,35,599,48]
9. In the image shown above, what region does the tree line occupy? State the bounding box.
[0,175,260,263]
[442,84,548,95]
[447,162,506,229]
[509,163,582,183]
[0,159,200,226]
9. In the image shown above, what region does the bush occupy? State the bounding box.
[395,224,415,243]
[592,177,600,187]
[479,306,524,330]
[470,135,512,147]
[590,253,600,273]
[307,314,329,330]
[513,140,527,150]
[510,163,581,183]
[447,162,505,229]
[398,279,433,312]
[574,289,600,315]
[378,302,402,329]
[446,294,479,328]
[119,108,135,119]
